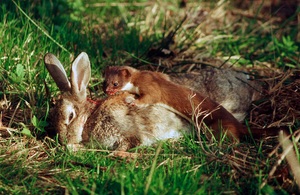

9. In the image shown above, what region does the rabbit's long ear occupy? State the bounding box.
[44,53,71,92]
[70,52,91,101]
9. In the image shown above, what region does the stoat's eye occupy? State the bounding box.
[113,82,119,87]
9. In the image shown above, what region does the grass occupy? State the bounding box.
[1,0,300,194]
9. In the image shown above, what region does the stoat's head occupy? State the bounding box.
[103,66,135,95]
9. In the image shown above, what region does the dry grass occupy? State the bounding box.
[249,70,300,129]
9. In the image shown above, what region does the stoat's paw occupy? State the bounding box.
[124,96,148,108]
[125,95,136,106]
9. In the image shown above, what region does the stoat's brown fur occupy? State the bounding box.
[103,66,279,140]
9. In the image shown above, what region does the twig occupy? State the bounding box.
[8,100,21,128]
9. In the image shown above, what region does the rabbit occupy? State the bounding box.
[168,67,262,122]
[44,52,190,152]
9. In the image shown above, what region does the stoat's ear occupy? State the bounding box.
[120,68,131,78]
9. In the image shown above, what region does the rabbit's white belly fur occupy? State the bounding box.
[141,127,183,146]
[137,105,190,146]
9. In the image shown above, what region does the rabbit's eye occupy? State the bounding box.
[65,104,76,125]
[69,111,75,123]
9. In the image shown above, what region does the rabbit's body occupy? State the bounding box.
[85,92,189,150]
[45,53,189,151]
